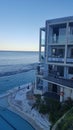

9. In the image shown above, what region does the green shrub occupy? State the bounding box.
[39,103,49,114]
[33,95,73,127]
[56,108,73,130]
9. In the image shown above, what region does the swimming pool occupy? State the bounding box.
[0,107,35,130]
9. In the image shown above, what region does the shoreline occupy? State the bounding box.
[0,63,37,77]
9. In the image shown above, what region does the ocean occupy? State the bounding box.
[0,51,39,94]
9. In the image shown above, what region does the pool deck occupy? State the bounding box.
[0,83,51,130]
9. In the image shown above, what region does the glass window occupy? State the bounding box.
[71,48,73,57]
[49,24,66,44]
[69,22,73,42]
[69,67,73,74]
[52,48,64,57]
[58,28,66,43]
[41,31,45,45]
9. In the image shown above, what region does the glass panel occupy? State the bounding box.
[49,25,66,44]
[69,25,73,42]
[40,46,45,61]
[58,28,66,43]
[52,48,64,57]
[41,31,45,45]
[69,67,73,74]
[71,48,73,57]
[69,34,73,43]
[58,35,66,43]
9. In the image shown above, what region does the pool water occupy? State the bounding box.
[0,107,35,130]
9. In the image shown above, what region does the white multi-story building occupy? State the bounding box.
[34,16,73,102]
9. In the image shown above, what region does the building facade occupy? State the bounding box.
[34,16,73,102]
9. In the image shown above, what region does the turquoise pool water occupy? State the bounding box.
[0,107,35,130]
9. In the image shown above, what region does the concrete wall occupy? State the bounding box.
[63,87,73,100]
[68,74,73,79]
[43,81,48,93]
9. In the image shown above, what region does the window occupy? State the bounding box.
[69,67,73,74]
[71,48,73,57]
[52,48,64,57]
[52,27,59,43]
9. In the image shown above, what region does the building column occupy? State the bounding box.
[60,87,64,102]
[45,21,50,63]
[43,63,49,93]
[64,22,69,64]
[64,66,68,79]
[43,81,48,93]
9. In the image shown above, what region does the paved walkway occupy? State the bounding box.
[7,83,51,130]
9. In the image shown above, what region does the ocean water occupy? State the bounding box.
[0,51,39,94]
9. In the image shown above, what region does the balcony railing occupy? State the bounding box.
[58,35,66,43]
[43,74,73,89]
[36,65,44,75]
[41,39,45,46]
[49,35,66,44]
[68,34,73,43]
[48,56,64,62]
[48,56,73,63]
[66,57,73,63]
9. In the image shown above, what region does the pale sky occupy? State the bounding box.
[0,0,73,51]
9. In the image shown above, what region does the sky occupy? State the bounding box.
[0,0,73,51]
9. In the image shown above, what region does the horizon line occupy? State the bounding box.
[0,50,39,52]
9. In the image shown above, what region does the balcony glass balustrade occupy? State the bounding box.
[48,56,64,62]
[68,34,73,43]
[49,35,66,44]
[58,35,66,43]
[48,56,73,63]
[37,65,44,76]
[66,57,73,63]
[43,73,73,89]
[41,39,45,46]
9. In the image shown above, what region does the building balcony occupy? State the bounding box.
[43,74,73,89]
[36,64,44,76]
[48,56,64,63]
[41,39,45,46]
[49,35,66,44]
[68,34,73,43]
[66,57,73,63]
[48,57,73,63]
